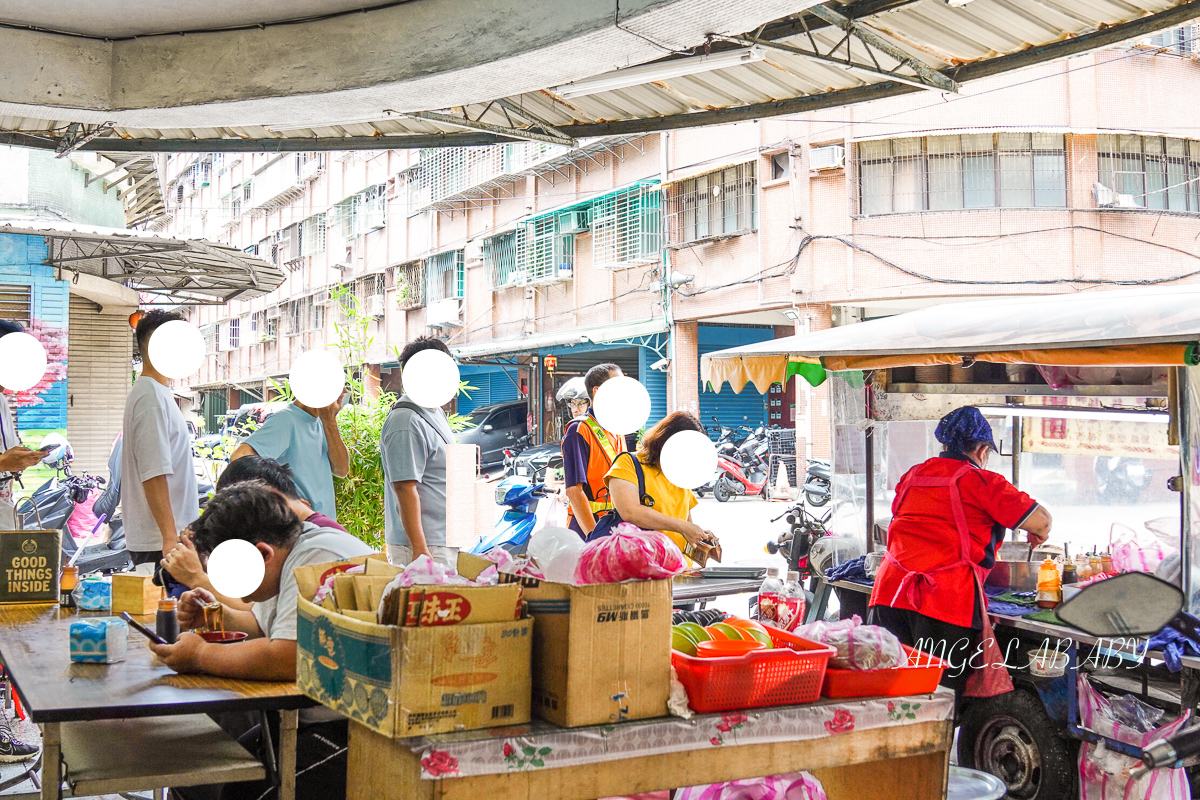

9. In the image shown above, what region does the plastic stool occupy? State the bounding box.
[946,766,1006,800]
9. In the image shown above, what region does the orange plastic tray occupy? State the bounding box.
[671,627,835,713]
[821,645,949,698]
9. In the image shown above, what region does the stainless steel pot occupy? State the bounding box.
[985,560,1041,592]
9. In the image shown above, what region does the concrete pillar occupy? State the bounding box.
[671,320,699,416]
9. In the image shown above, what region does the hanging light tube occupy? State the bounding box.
[552,47,766,99]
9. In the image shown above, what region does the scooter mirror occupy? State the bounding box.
[1056,572,1183,638]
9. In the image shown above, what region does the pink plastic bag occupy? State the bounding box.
[1078,676,1191,800]
[1110,522,1168,574]
[674,772,827,800]
[66,488,101,541]
[574,523,685,584]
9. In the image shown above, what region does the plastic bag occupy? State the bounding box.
[574,523,685,584]
[528,526,585,584]
[673,772,828,800]
[793,616,903,670]
[1109,694,1166,734]
[1110,522,1168,574]
[1078,676,1191,800]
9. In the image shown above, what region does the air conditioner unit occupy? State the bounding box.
[300,156,326,182]
[809,144,846,171]
[464,238,484,263]
[557,208,590,234]
[426,297,462,327]
[366,294,386,318]
[1093,181,1140,209]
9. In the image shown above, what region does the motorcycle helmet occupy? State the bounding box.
[808,536,865,577]
[39,432,72,472]
[555,377,587,404]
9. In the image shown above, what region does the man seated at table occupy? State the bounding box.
[150,481,372,800]
[160,455,349,609]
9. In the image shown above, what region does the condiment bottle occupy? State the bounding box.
[1100,552,1113,575]
[1036,557,1062,608]
[778,571,806,632]
[1061,559,1078,585]
[156,598,179,644]
[59,566,78,608]
[758,568,784,629]
[1089,553,1103,579]
[1075,555,1092,581]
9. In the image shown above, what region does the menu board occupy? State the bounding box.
[1022,417,1177,460]
[0,530,61,604]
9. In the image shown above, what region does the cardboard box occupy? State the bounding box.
[294,556,533,738]
[458,554,672,728]
[0,529,61,604]
[111,573,161,616]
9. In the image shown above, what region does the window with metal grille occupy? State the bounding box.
[425,250,465,302]
[483,229,526,288]
[229,317,241,349]
[360,185,386,231]
[1147,24,1197,55]
[327,196,359,241]
[251,311,264,343]
[202,324,218,355]
[284,301,303,336]
[395,261,426,309]
[592,183,662,269]
[265,316,279,341]
[300,214,326,256]
[524,215,575,282]
[0,285,32,324]
[1098,134,1200,212]
[857,133,1067,215]
[666,163,756,246]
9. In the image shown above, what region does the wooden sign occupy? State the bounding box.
[0,530,62,604]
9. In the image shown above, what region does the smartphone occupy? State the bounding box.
[120,612,168,645]
[38,444,57,453]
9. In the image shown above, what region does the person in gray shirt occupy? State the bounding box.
[380,336,458,569]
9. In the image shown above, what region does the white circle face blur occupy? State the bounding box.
[0,332,47,392]
[660,430,718,489]
[147,320,205,379]
[206,539,266,598]
[403,349,460,408]
[289,350,344,408]
[592,376,650,435]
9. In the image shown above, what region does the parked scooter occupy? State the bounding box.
[712,435,771,502]
[765,502,833,578]
[16,434,132,575]
[803,459,832,507]
[468,478,553,558]
[501,434,533,476]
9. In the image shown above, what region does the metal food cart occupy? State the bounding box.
[701,287,1200,800]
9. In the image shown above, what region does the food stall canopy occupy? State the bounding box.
[702,288,1200,392]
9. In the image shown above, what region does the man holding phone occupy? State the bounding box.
[148,481,371,800]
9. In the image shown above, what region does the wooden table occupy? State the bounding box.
[346,692,955,800]
[0,603,314,800]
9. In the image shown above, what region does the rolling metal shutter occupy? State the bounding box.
[457,365,520,415]
[698,324,772,431]
[67,296,132,479]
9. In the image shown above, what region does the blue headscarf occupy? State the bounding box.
[935,406,998,455]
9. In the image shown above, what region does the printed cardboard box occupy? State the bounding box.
[458,553,671,728]
[294,556,532,738]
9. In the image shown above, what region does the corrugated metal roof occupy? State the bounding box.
[1,0,1197,150]
[0,219,284,304]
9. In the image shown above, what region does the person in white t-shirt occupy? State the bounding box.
[120,310,200,571]
[150,481,372,800]
[0,320,42,532]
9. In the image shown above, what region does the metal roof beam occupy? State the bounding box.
[726,33,949,93]
[401,110,577,148]
[805,4,958,93]
[493,98,573,141]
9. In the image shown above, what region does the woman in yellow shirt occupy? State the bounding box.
[605,411,720,559]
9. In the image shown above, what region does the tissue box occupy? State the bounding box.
[69,618,128,663]
[74,577,112,611]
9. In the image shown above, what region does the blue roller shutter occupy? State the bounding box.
[457,365,520,415]
[698,324,772,431]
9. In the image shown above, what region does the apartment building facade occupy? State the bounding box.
[170,31,1200,460]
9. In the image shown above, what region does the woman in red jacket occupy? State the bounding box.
[869,406,1052,699]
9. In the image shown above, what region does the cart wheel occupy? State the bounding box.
[958,689,1076,800]
[713,477,732,503]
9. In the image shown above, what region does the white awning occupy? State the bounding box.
[452,318,667,359]
[0,219,284,305]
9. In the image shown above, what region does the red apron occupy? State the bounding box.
[886,463,1013,698]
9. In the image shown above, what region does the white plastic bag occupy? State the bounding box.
[1078,676,1191,800]
[527,526,585,584]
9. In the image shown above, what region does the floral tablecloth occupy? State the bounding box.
[407,690,954,779]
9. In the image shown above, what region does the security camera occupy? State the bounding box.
[650,358,671,372]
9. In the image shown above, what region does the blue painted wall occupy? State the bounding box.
[0,233,69,431]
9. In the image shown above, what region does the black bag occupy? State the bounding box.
[586,452,655,542]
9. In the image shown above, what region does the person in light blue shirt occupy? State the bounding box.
[230,396,349,520]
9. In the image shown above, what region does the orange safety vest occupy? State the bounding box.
[567,416,624,519]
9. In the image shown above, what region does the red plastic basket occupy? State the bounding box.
[821,645,949,699]
[671,627,835,713]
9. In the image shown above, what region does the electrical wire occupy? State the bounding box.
[613,0,696,57]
